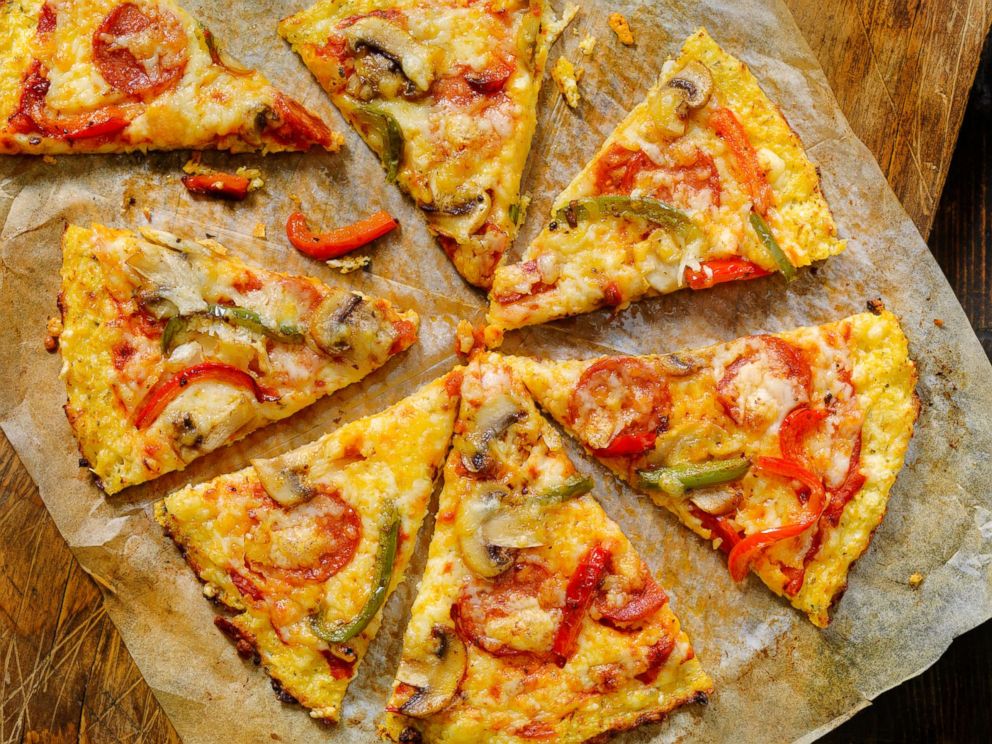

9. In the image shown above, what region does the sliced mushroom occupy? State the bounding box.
[126,239,208,316]
[666,60,714,110]
[656,353,700,377]
[343,17,436,92]
[424,191,492,244]
[308,291,364,354]
[395,625,467,718]
[457,490,515,577]
[458,394,524,474]
[688,485,741,516]
[251,450,316,507]
[483,506,543,549]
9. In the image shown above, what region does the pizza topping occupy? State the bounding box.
[182,172,252,200]
[709,107,774,215]
[568,357,671,453]
[687,484,742,516]
[716,336,812,431]
[37,3,57,34]
[684,257,772,290]
[592,564,668,627]
[457,490,519,577]
[393,625,467,718]
[779,405,829,471]
[422,192,492,244]
[532,474,595,505]
[127,238,209,315]
[310,505,399,642]
[727,456,826,581]
[666,61,713,110]
[133,361,278,430]
[201,27,252,75]
[459,394,526,475]
[93,2,189,97]
[252,451,316,508]
[286,210,398,261]
[638,456,751,497]
[162,303,305,353]
[260,93,338,151]
[555,196,693,235]
[552,544,610,666]
[342,16,436,92]
[245,489,362,585]
[635,634,676,684]
[749,212,796,280]
[352,105,404,181]
[453,560,562,658]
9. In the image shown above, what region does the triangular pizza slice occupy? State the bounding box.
[505,309,918,627]
[155,373,460,721]
[1,0,340,154]
[488,28,845,332]
[279,0,553,288]
[58,223,418,493]
[381,354,712,743]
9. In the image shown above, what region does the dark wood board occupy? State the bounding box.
[1,2,990,741]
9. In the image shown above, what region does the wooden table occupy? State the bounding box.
[2,2,990,741]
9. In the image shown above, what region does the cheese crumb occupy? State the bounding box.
[546,3,580,45]
[608,12,635,45]
[908,572,924,588]
[933,318,944,328]
[42,155,57,165]
[252,222,266,239]
[326,254,371,273]
[552,56,583,108]
[578,33,597,56]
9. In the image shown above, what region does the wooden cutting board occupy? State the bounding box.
[1,2,989,741]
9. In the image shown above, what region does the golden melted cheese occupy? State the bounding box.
[505,311,918,628]
[488,27,846,331]
[381,355,712,743]
[59,223,418,493]
[156,376,459,721]
[0,0,341,154]
[279,0,553,288]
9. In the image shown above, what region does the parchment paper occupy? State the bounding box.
[2,1,991,742]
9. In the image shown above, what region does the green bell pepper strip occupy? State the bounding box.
[356,106,404,183]
[310,506,399,644]
[749,212,796,281]
[555,196,694,234]
[532,474,594,505]
[161,303,304,353]
[638,456,751,496]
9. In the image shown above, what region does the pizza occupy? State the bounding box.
[504,309,918,627]
[0,0,341,154]
[155,373,460,721]
[487,28,845,332]
[57,223,418,494]
[278,0,553,288]
[381,354,712,743]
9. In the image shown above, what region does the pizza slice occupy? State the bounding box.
[487,28,845,331]
[58,223,418,494]
[155,373,460,722]
[0,0,340,154]
[505,309,918,627]
[278,0,554,288]
[381,354,712,743]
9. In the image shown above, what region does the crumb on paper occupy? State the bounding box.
[908,572,924,588]
[182,153,203,174]
[252,222,266,239]
[42,154,56,165]
[546,3,580,45]
[235,166,264,192]
[578,33,597,55]
[44,314,62,352]
[608,12,634,45]
[866,297,885,315]
[934,318,945,328]
[197,238,228,256]
[455,320,503,357]
[552,56,583,109]
[289,193,302,209]
[327,254,371,273]
[142,207,152,221]
[455,319,477,357]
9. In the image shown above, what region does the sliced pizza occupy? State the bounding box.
[155,373,460,721]
[1,0,341,154]
[58,223,418,494]
[381,354,712,743]
[278,0,553,288]
[488,28,845,331]
[505,309,918,627]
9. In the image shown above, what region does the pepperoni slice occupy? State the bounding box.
[261,92,337,150]
[593,143,655,195]
[592,564,668,627]
[452,561,562,660]
[93,3,189,97]
[568,358,671,453]
[635,634,676,684]
[592,143,722,210]
[244,490,361,586]
[37,3,57,34]
[716,336,812,430]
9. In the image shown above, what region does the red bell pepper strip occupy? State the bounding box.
[727,457,825,582]
[182,172,251,201]
[286,210,398,260]
[553,544,611,666]
[779,404,828,470]
[684,257,772,290]
[134,361,279,430]
[710,107,774,215]
[594,430,658,457]
[61,113,129,141]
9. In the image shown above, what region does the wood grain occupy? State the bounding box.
[1,3,990,742]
